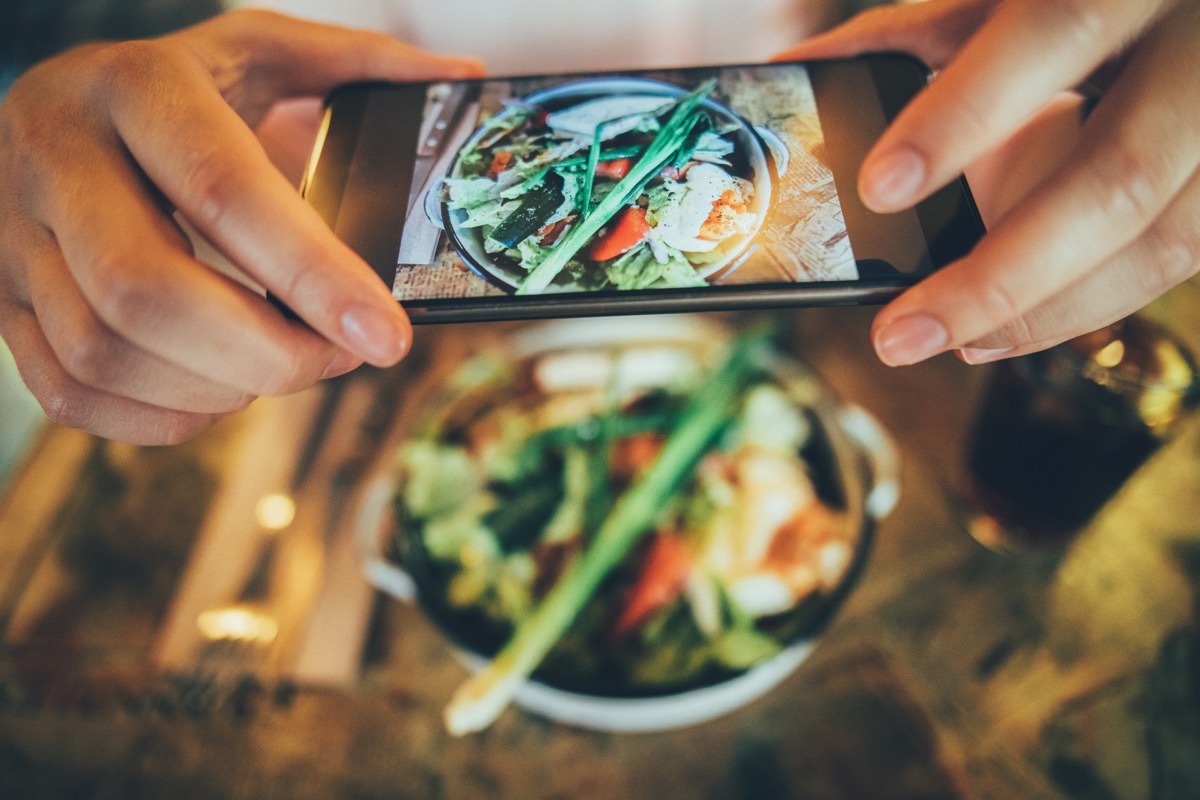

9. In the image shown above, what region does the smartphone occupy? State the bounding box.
[301,54,984,323]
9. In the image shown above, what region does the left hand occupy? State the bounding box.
[0,10,484,444]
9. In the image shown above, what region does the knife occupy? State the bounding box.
[407,83,466,211]
[397,88,480,268]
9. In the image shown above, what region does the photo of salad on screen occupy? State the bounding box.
[393,65,859,301]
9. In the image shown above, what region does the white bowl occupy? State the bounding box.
[355,315,898,732]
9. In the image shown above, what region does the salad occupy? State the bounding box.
[441,80,764,294]
[392,327,863,734]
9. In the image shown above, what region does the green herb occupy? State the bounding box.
[508,408,677,479]
[482,485,564,552]
[515,81,716,295]
[583,398,619,538]
[673,112,712,169]
[443,328,765,735]
[553,145,644,170]
[579,126,603,219]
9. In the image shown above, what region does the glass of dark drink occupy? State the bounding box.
[963,314,1199,551]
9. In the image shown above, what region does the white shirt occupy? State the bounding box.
[232,0,834,74]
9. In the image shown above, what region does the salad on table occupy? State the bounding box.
[390,326,865,734]
[441,80,765,294]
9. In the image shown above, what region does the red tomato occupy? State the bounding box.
[595,157,632,180]
[486,151,513,179]
[587,206,651,262]
[613,533,693,636]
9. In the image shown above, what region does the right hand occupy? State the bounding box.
[0,9,484,444]
[776,0,1200,367]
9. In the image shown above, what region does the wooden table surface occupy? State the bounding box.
[1,288,1199,800]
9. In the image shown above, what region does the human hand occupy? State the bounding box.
[776,0,1200,366]
[0,9,484,444]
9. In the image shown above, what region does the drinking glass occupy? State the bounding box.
[962,313,1200,551]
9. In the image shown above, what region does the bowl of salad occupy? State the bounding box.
[437,78,777,294]
[356,316,898,734]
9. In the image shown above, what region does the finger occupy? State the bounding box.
[963,93,1089,228]
[28,117,346,398]
[859,0,1167,214]
[0,216,36,305]
[255,97,325,185]
[772,0,994,70]
[22,223,255,413]
[958,166,1200,363]
[181,9,485,122]
[101,41,413,369]
[0,302,222,445]
[872,8,1200,365]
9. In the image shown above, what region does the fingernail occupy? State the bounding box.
[874,314,949,366]
[320,349,364,380]
[341,304,410,366]
[861,146,926,211]
[957,346,1015,365]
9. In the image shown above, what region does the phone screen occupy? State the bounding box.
[303,56,983,322]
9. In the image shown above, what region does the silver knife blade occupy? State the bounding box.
[397,99,481,268]
[408,83,468,211]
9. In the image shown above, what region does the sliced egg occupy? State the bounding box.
[651,163,754,253]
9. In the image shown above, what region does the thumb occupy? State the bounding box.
[176,9,486,118]
[772,0,991,70]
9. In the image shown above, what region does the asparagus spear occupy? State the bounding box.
[515,81,716,295]
[444,331,765,735]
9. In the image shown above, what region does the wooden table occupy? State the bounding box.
[1,287,1198,799]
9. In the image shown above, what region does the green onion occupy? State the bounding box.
[515,81,716,295]
[553,144,644,170]
[579,126,602,219]
[443,329,765,735]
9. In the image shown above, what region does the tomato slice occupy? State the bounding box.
[613,532,693,636]
[595,157,632,180]
[587,206,650,262]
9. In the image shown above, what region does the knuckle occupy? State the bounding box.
[92,40,175,87]
[57,327,112,387]
[0,92,71,194]
[1,98,50,165]
[38,383,89,430]
[198,388,258,414]
[978,278,1023,324]
[155,414,215,446]
[1050,0,1119,55]
[1090,144,1162,225]
[1140,219,1200,295]
[88,251,158,332]
[278,249,332,308]
[227,392,257,413]
[944,94,997,154]
[87,250,170,338]
[973,277,1033,342]
[177,145,242,231]
[256,347,318,396]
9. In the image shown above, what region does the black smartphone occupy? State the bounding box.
[301,54,984,323]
